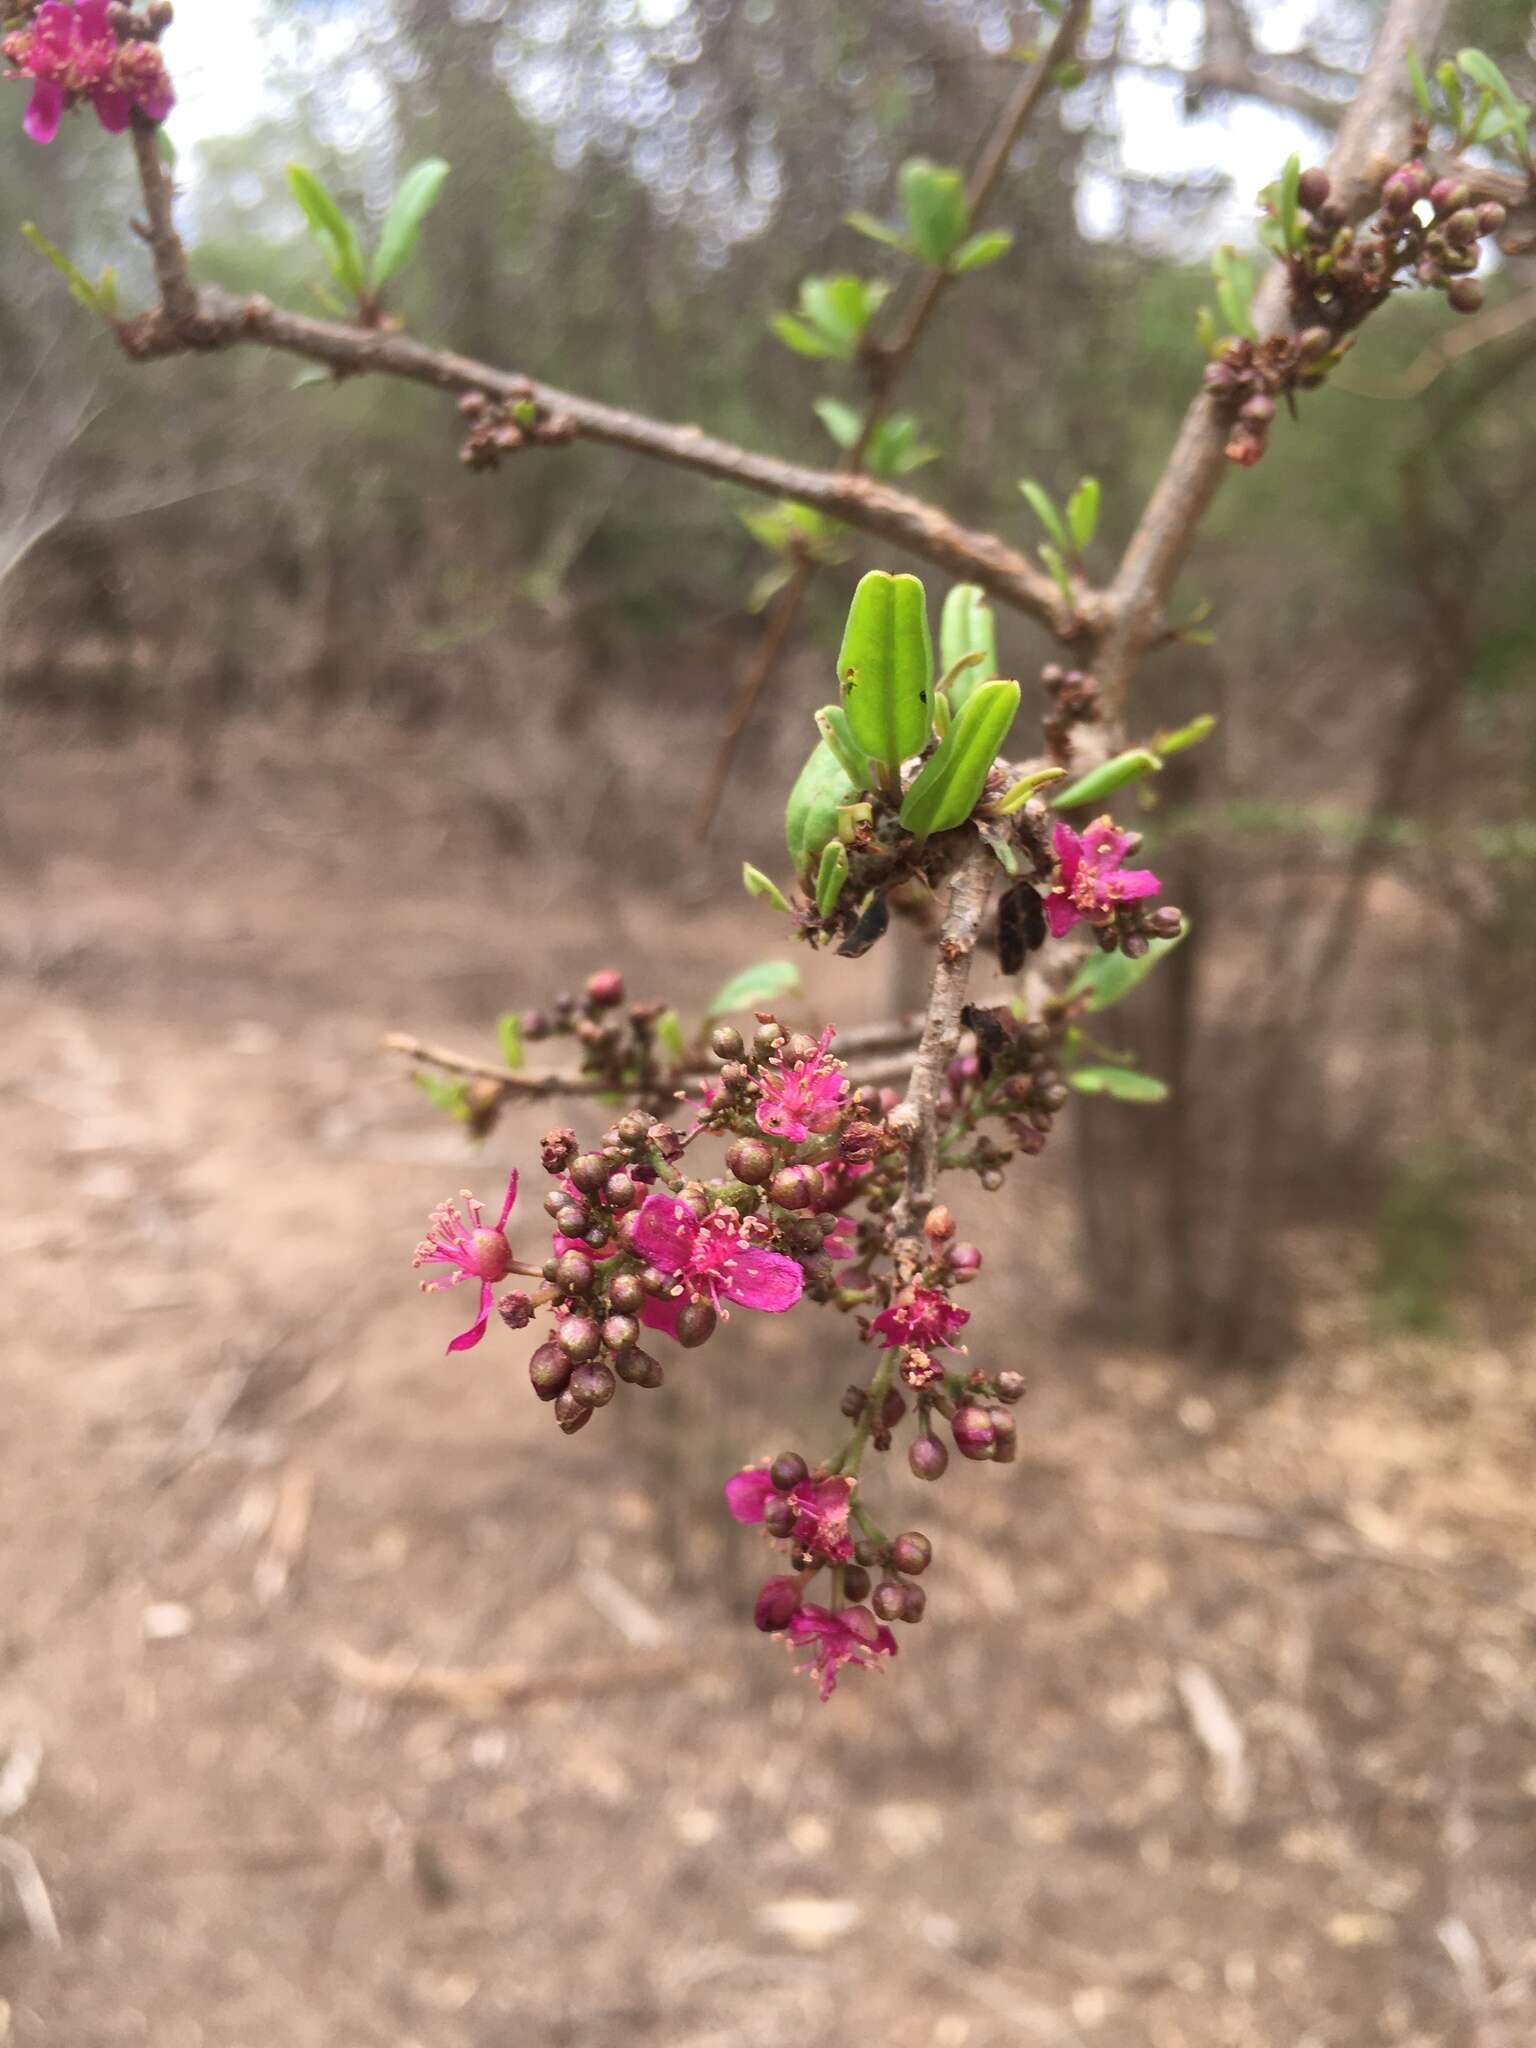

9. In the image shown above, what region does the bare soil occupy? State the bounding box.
[1,720,1532,2048]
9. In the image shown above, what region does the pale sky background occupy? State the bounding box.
[160,0,1338,252]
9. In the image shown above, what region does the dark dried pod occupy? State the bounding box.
[997,883,1047,975]
[837,890,891,959]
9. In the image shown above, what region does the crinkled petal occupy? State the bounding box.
[446,1280,494,1354]
[724,1468,777,1523]
[629,1193,696,1274]
[90,86,130,133]
[1051,820,1082,891]
[756,1100,810,1142]
[1080,815,1132,868]
[638,1290,684,1341]
[77,0,115,35]
[1043,892,1081,937]
[723,1245,803,1313]
[23,80,65,145]
[1107,865,1161,902]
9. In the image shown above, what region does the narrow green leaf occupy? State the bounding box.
[413,1070,470,1119]
[742,863,794,916]
[949,227,1013,273]
[1458,49,1527,143]
[20,223,102,315]
[706,959,803,1018]
[898,158,970,266]
[939,584,998,715]
[370,156,450,291]
[1195,305,1219,358]
[932,691,952,740]
[1436,60,1466,136]
[1279,152,1301,254]
[785,735,858,878]
[813,396,863,447]
[899,679,1021,841]
[1066,476,1100,553]
[844,209,910,251]
[836,570,934,767]
[814,705,873,791]
[771,312,838,359]
[1064,927,1187,1012]
[1019,478,1069,550]
[1406,44,1434,120]
[287,163,367,299]
[1038,542,1076,611]
[1149,712,1217,757]
[496,1011,525,1070]
[815,839,850,918]
[1052,748,1161,809]
[1068,1064,1169,1103]
[993,765,1066,814]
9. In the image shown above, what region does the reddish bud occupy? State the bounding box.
[994,1369,1027,1404]
[890,1531,932,1575]
[586,969,625,1007]
[727,1138,775,1186]
[557,1315,601,1363]
[770,1452,809,1492]
[842,1565,872,1603]
[1447,277,1484,314]
[909,1435,949,1481]
[676,1300,718,1348]
[569,1360,616,1409]
[872,1579,906,1623]
[899,1582,927,1623]
[754,1576,803,1631]
[951,1404,997,1461]
[1296,167,1330,213]
[528,1340,571,1402]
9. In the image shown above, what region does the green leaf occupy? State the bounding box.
[813,396,863,447]
[1278,152,1301,254]
[844,209,909,251]
[815,838,850,918]
[496,1011,525,1070]
[1457,49,1530,155]
[1212,244,1257,341]
[949,227,1013,273]
[814,705,872,791]
[865,413,939,478]
[899,158,970,266]
[1068,1064,1169,1103]
[799,274,887,353]
[413,1069,470,1119]
[771,312,839,359]
[932,690,952,740]
[1064,927,1187,1012]
[940,584,998,715]
[1195,304,1219,358]
[706,959,803,1019]
[993,765,1066,814]
[287,163,367,299]
[899,679,1020,841]
[1052,748,1161,809]
[1406,44,1434,120]
[785,735,858,877]
[19,222,104,316]
[1149,712,1217,757]
[654,1007,687,1065]
[742,863,794,916]
[1019,478,1069,550]
[1437,60,1466,136]
[1038,542,1076,611]
[370,156,450,291]
[1065,476,1100,553]
[836,569,934,768]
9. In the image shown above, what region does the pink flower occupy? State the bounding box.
[413,1170,518,1354]
[725,1465,855,1562]
[629,1193,803,1318]
[870,1283,969,1352]
[1043,816,1161,937]
[786,1603,898,1701]
[4,1,173,146]
[755,1026,848,1144]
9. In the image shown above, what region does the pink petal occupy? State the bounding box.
[724,1468,776,1523]
[1109,866,1161,902]
[638,1291,684,1341]
[494,1168,519,1232]
[1051,821,1082,890]
[91,88,131,134]
[629,1193,696,1274]
[446,1281,493,1354]
[756,1101,809,1142]
[1043,893,1081,937]
[23,80,64,145]
[785,1604,835,1645]
[723,1245,803,1314]
[1081,815,1132,868]
[77,0,114,35]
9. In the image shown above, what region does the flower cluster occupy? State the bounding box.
[4,0,173,145]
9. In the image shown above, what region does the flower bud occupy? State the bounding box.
[605,1172,636,1210]
[842,1565,872,1604]
[555,1249,595,1296]
[615,1345,663,1388]
[768,1165,820,1209]
[889,1531,932,1576]
[854,1537,886,1567]
[923,1204,956,1243]
[1429,178,1472,216]
[994,1368,1027,1404]
[554,1388,592,1435]
[554,1203,587,1239]
[616,1111,651,1146]
[638,1264,671,1297]
[880,1388,907,1429]
[1145,906,1184,938]
[586,969,625,1007]
[989,1406,1019,1463]
[752,1021,785,1058]
[1447,277,1484,314]
[540,1126,578,1172]
[710,1023,744,1061]
[872,1579,906,1623]
[770,1452,809,1492]
[676,1300,718,1348]
[1443,207,1480,249]
[569,1360,616,1409]
[909,1435,948,1481]
[727,1138,775,1185]
[1476,201,1507,237]
[601,1312,639,1353]
[754,1576,802,1631]
[1239,393,1276,424]
[1296,166,1330,213]
[951,1404,997,1461]
[899,1582,927,1623]
[949,1242,982,1274]
[528,1340,571,1402]
[763,1496,797,1539]
[557,1315,601,1363]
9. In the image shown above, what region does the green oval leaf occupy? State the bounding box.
[939,584,997,716]
[496,1011,525,1070]
[899,158,969,266]
[837,570,933,768]
[771,312,837,359]
[1068,1064,1169,1103]
[1052,748,1161,810]
[813,396,862,448]
[899,678,1021,841]
[706,959,803,1019]
[1066,476,1100,553]
[950,227,1013,273]
[287,163,367,299]
[815,839,850,919]
[785,735,858,878]
[1019,479,1069,550]
[1149,712,1217,758]
[371,157,450,292]
[813,706,872,791]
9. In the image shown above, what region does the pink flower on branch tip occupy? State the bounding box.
[413,1170,518,1354]
[629,1192,803,1320]
[1043,816,1160,938]
[725,1465,855,1563]
[755,1026,848,1144]
[786,1603,898,1702]
[4,1,173,146]
[870,1283,969,1352]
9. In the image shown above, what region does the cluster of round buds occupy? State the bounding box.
[465,969,682,1142]
[1040,664,1102,762]
[1379,164,1506,313]
[908,1366,1026,1476]
[106,1,175,36]
[1204,333,1330,465]
[457,384,577,471]
[856,1527,932,1624]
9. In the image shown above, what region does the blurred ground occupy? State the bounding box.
[1,720,1533,2048]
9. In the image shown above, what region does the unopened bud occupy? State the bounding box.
[569,1360,616,1409]
[949,1242,982,1274]
[899,1582,927,1623]
[554,1388,592,1434]
[909,1434,949,1481]
[555,1250,595,1295]
[601,1312,639,1353]
[763,1495,797,1539]
[842,1565,872,1603]
[727,1138,775,1185]
[585,968,624,1007]
[528,1340,571,1402]
[923,1204,956,1242]
[989,1406,1019,1463]
[754,1576,802,1631]
[770,1452,809,1492]
[498,1290,534,1330]
[889,1531,931,1576]
[994,1369,1027,1404]
[1446,276,1484,314]
[1296,166,1330,213]
[710,1023,744,1060]
[556,1315,601,1363]
[608,1270,644,1314]
[676,1300,718,1348]
[951,1403,997,1461]
[872,1579,906,1623]
[1476,201,1507,237]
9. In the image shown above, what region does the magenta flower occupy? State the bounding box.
[629,1193,803,1320]
[413,1170,518,1354]
[1043,815,1161,937]
[755,1026,848,1144]
[4,1,173,146]
[870,1283,969,1352]
[786,1603,898,1702]
[725,1465,855,1563]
